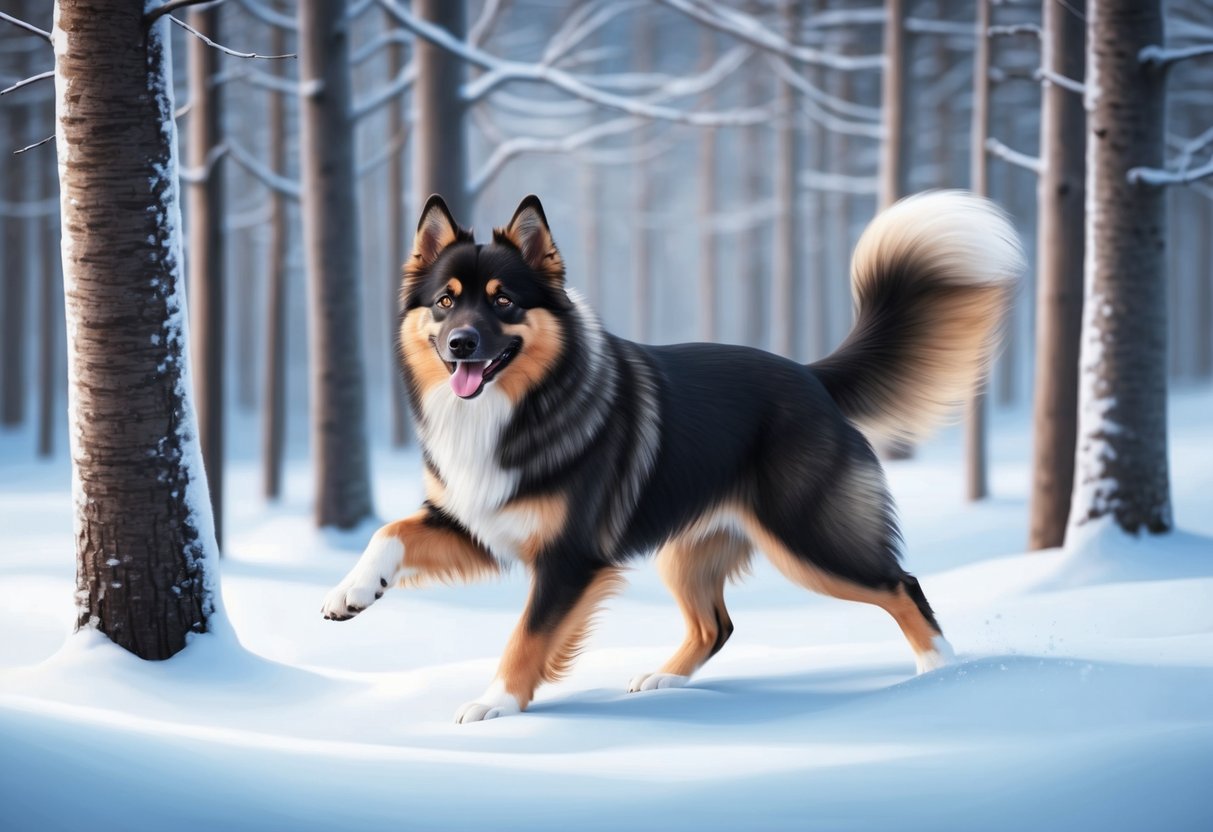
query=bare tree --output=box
[1028,0,1085,549]
[299,0,374,528]
[412,0,468,221]
[51,0,221,658]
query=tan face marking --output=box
[444,278,462,297]
[400,307,448,396]
[485,278,502,298]
[497,308,565,404]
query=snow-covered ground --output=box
[2,388,1211,831]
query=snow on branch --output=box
[1128,157,1213,187]
[0,69,53,97]
[1036,67,1085,95]
[169,15,297,60]
[227,141,301,200]
[357,128,409,179]
[351,61,416,120]
[378,0,772,128]
[654,0,883,71]
[905,19,974,37]
[236,0,297,31]
[799,169,879,195]
[347,0,377,23]
[1140,43,1213,69]
[145,0,223,26]
[770,58,882,124]
[1174,124,1213,171]
[985,137,1042,174]
[13,134,54,155]
[988,23,1041,38]
[0,11,51,43]
[469,0,505,47]
[351,31,410,66]
[179,143,229,184]
[803,7,884,29]
[542,1,643,67]
[225,66,299,96]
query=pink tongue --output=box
[451,361,487,398]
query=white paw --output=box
[626,672,689,693]
[915,635,956,675]
[454,680,521,724]
[321,530,407,621]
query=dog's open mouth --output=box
[445,340,520,399]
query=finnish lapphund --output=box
[322,191,1023,723]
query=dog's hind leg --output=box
[627,530,751,692]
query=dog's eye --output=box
[494,294,513,309]
[436,295,453,309]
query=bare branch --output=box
[1128,157,1213,186]
[988,23,1041,37]
[1174,124,1213,171]
[1,70,53,97]
[236,0,297,30]
[803,7,884,29]
[542,1,644,67]
[351,31,410,65]
[468,0,505,47]
[347,0,376,22]
[351,61,416,120]
[1036,67,1085,95]
[985,137,1042,174]
[1140,43,1213,69]
[179,143,229,184]
[145,0,224,27]
[905,18,973,37]
[770,58,882,123]
[169,15,297,60]
[654,0,883,71]
[13,134,55,155]
[227,141,301,199]
[799,169,879,194]
[0,11,52,43]
[225,66,298,96]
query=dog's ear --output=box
[494,195,565,285]
[409,194,466,271]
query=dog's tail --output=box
[811,191,1023,445]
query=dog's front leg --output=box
[321,506,496,620]
[455,560,623,723]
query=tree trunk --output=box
[697,29,718,343]
[879,0,908,211]
[299,0,375,528]
[387,10,411,448]
[631,9,654,343]
[56,0,221,659]
[1195,194,1212,379]
[1069,0,1171,537]
[38,93,59,458]
[771,0,801,358]
[1028,0,1085,550]
[413,0,468,222]
[964,0,991,501]
[262,14,289,500]
[740,0,766,349]
[2,83,28,427]
[186,5,226,548]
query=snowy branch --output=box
[226,66,298,96]
[468,0,505,47]
[236,0,297,31]
[905,19,973,37]
[803,7,884,29]
[179,143,229,184]
[1036,67,1085,95]
[542,1,643,67]
[799,169,879,195]
[351,61,416,121]
[0,11,52,43]
[227,141,301,200]
[351,31,410,65]
[347,0,376,23]
[985,138,1042,174]
[13,134,54,155]
[0,70,53,97]
[1140,43,1213,69]
[1128,157,1213,187]
[654,0,883,71]
[169,15,297,60]
[145,0,223,26]
[1174,124,1213,172]
[988,23,1041,38]
[770,59,882,124]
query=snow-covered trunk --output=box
[965,0,991,501]
[262,18,289,501]
[1069,0,1171,537]
[54,0,224,659]
[697,28,718,343]
[1028,0,1086,550]
[771,0,800,358]
[186,5,226,548]
[386,8,410,449]
[298,0,374,529]
[412,0,468,222]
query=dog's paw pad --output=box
[626,672,689,693]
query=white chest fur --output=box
[418,385,530,561]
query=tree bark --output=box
[1028,0,1085,549]
[771,0,801,358]
[387,8,411,448]
[262,13,289,500]
[299,0,375,528]
[964,0,991,501]
[186,5,226,548]
[1069,0,1171,537]
[38,93,59,458]
[697,29,718,343]
[56,0,220,659]
[413,0,468,222]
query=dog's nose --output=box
[447,327,480,359]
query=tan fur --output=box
[655,530,751,677]
[501,492,568,564]
[400,307,448,396]
[379,511,498,588]
[496,568,624,708]
[497,309,565,404]
[494,205,565,285]
[445,278,462,297]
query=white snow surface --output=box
[2,388,1213,830]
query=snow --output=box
[2,387,1213,830]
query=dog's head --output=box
[399,194,573,403]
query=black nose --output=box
[447,327,479,359]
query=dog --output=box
[321,191,1022,723]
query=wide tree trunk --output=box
[298,0,374,528]
[413,0,468,222]
[964,0,991,501]
[186,5,226,548]
[55,0,221,659]
[1069,0,1171,537]
[697,29,718,343]
[1028,0,1086,549]
[386,9,411,448]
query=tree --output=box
[298,0,374,529]
[770,0,801,357]
[412,0,468,222]
[965,0,991,501]
[385,3,411,448]
[1069,0,1171,536]
[1028,0,1086,549]
[53,0,221,658]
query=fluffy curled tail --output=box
[811,190,1023,445]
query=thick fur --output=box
[322,191,1022,721]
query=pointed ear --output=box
[494,195,564,284]
[410,194,464,271]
